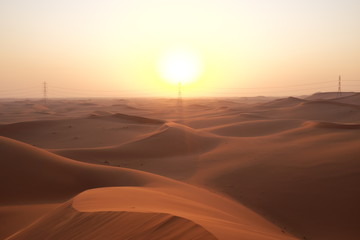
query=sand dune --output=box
[1,95,360,240]
[262,99,360,122]
[306,92,356,100]
[312,121,360,129]
[332,92,360,105]
[185,112,268,129]
[205,119,302,137]
[0,136,169,204]
[31,104,51,113]
[0,204,59,240]
[51,122,221,180]
[0,116,161,148]
[191,122,360,240]
[7,187,296,240]
[8,204,217,240]
[0,136,296,240]
[53,122,220,161]
[0,99,152,124]
[259,97,306,108]
[89,112,165,124]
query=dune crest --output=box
[0,136,167,204]
[7,187,297,240]
[313,121,360,129]
[54,122,220,161]
[205,119,302,137]
[333,92,360,105]
[306,92,356,100]
[7,203,217,240]
[260,97,306,108]
[90,112,165,124]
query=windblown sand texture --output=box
[1,93,359,240]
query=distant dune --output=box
[261,99,360,122]
[259,97,306,108]
[306,91,356,100]
[332,92,360,105]
[53,122,220,161]
[205,119,302,137]
[89,112,165,124]
[0,136,165,204]
[0,116,162,149]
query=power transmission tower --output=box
[43,81,47,105]
[337,75,342,97]
[177,81,183,108]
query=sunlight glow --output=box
[2,1,360,97]
[158,47,203,85]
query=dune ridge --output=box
[52,122,220,161]
[306,92,356,100]
[259,97,306,108]
[204,119,302,137]
[0,136,166,204]
[332,92,360,105]
[7,203,217,240]
[89,112,165,124]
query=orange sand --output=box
[1,93,360,239]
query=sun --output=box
[158,47,203,85]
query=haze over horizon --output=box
[1,0,360,98]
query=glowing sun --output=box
[158,47,203,85]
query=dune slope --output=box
[0,115,162,149]
[0,136,167,204]
[7,204,217,240]
[7,187,297,240]
[0,136,297,240]
[192,122,360,240]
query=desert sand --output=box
[1,93,360,240]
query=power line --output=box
[216,80,336,90]
[189,86,338,95]
[0,78,359,98]
[51,86,122,93]
[0,87,38,93]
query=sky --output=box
[1,0,360,98]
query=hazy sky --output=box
[1,0,360,97]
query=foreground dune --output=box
[0,136,295,240]
[7,187,297,240]
[0,136,166,204]
[0,204,59,240]
[192,121,360,240]
[8,203,217,240]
